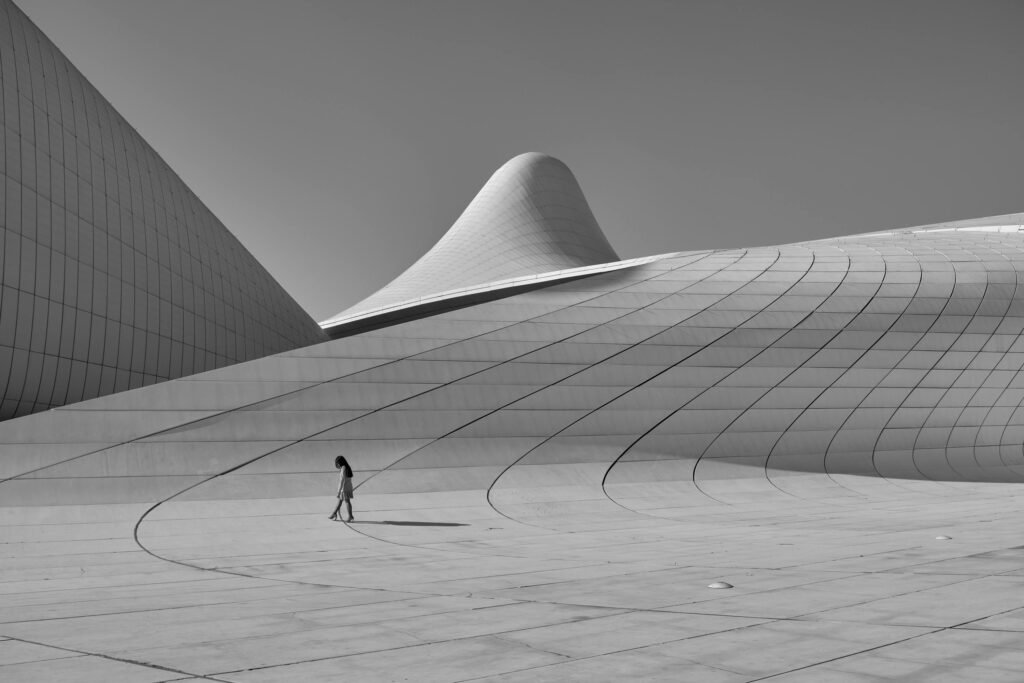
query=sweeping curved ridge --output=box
[331,153,620,320]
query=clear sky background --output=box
[16,0,1024,322]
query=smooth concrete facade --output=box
[8,215,1024,504]
[0,1,326,420]
[5,212,1024,679]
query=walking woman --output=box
[329,455,355,522]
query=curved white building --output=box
[4,1,1024,677]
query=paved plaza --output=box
[5,478,1024,680]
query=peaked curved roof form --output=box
[324,153,620,324]
[0,1,326,419]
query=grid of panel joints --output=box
[607,233,1024,497]
[3,256,707,505]
[13,231,1024,506]
[673,244,911,497]
[319,233,1024,498]
[0,2,322,418]
[476,246,831,503]
[165,255,708,452]
[57,231,1024,502]
[867,236,1024,483]
[326,250,785,493]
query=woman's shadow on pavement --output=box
[352,520,469,527]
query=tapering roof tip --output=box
[503,151,569,167]
[325,151,621,323]
[495,152,576,179]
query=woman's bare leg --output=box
[344,499,353,522]
[329,499,343,520]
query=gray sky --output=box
[17,0,1024,321]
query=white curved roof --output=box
[323,153,620,324]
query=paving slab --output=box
[499,610,765,659]
[221,634,571,682]
[0,638,81,666]
[812,575,1024,627]
[0,652,188,683]
[767,628,1024,681]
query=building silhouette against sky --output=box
[4,1,1024,679]
[0,0,324,419]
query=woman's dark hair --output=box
[334,455,352,477]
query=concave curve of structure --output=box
[320,152,621,330]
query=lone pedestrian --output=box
[329,455,355,522]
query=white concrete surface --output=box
[7,217,1024,679]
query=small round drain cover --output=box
[707,581,733,589]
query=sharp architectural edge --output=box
[0,1,327,421]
